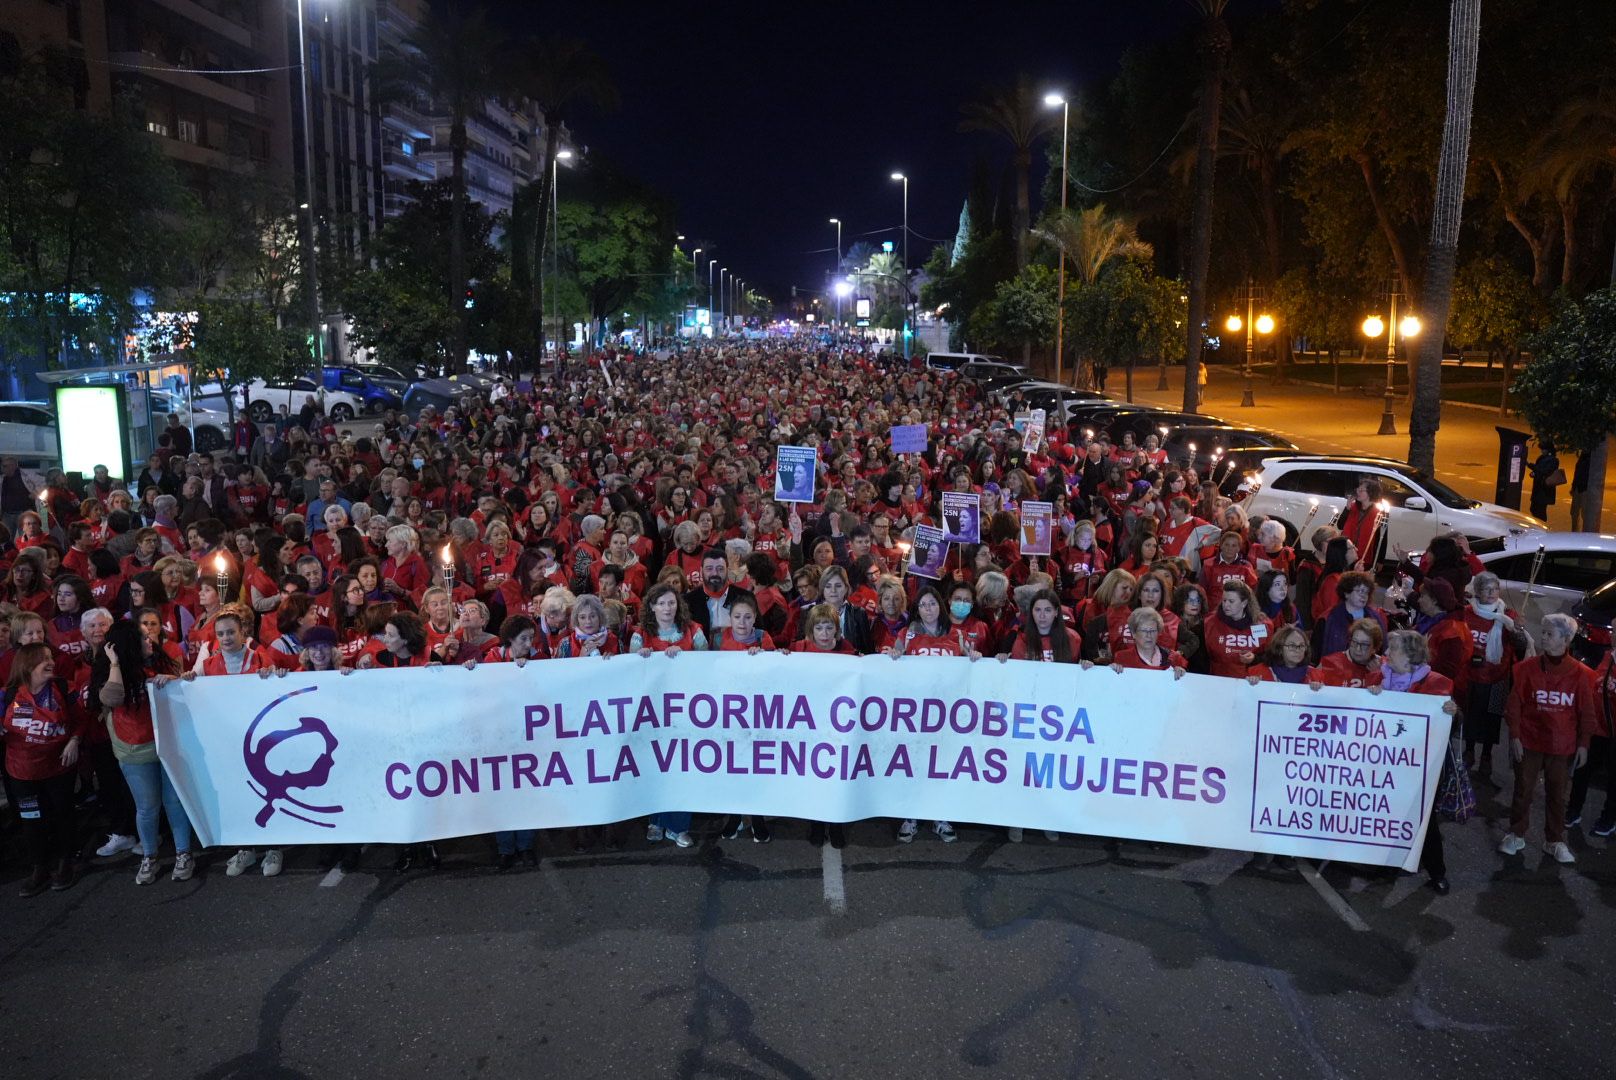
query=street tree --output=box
[1068,257,1185,402]
[1514,289,1616,528]
[1408,0,1482,475]
[508,37,617,362]
[959,76,1056,272]
[1180,0,1232,413]
[0,58,189,374]
[376,6,506,372]
[336,181,502,372]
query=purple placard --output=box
[890,423,928,454]
[908,524,948,580]
[941,491,980,544]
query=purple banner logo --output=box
[243,685,344,828]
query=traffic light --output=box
[464,286,475,309]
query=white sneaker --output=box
[646,823,664,843]
[672,831,694,848]
[934,821,957,843]
[261,849,284,877]
[225,849,258,876]
[1044,831,1061,842]
[1498,833,1526,855]
[1007,827,1024,843]
[96,833,137,857]
[1544,841,1575,864]
[134,856,159,886]
[897,819,918,843]
[171,852,195,882]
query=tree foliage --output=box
[1067,258,1186,370]
[333,180,503,370]
[0,59,189,371]
[1447,255,1546,356]
[1513,289,1616,454]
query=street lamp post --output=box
[719,268,728,327]
[829,218,842,328]
[1227,280,1273,407]
[891,172,909,360]
[708,259,717,324]
[1365,288,1420,435]
[294,0,322,362]
[1045,93,1070,386]
[547,149,573,356]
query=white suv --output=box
[1245,455,1542,558]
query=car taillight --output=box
[1583,624,1613,647]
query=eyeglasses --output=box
[1349,637,1375,648]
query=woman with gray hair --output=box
[1460,570,1529,782]
[1371,628,1459,892]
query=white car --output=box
[148,389,231,454]
[0,401,59,467]
[233,377,366,424]
[1244,455,1542,558]
[1468,530,1616,641]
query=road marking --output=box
[318,867,345,888]
[1298,860,1370,932]
[821,843,847,914]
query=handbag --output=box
[1434,744,1477,823]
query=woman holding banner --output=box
[1372,629,1459,893]
[888,587,966,845]
[631,584,707,850]
[1201,580,1269,679]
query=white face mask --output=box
[1076,532,1092,551]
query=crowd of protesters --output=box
[1,338,1609,899]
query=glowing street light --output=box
[1362,315,1385,338]
[1046,91,1071,385]
[1226,314,1243,333]
[1400,315,1422,339]
[1233,280,1274,407]
[1255,314,1275,335]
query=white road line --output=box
[821,843,847,914]
[1298,860,1370,932]
[318,867,345,888]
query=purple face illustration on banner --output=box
[243,685,343,828]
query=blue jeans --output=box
[494,829,535,855]
[651,812,691,834]
[120,759,192,855]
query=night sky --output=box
[484,1,1200,303]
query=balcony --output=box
[382,147,434,182]
[380,99,434,140]
[148,0,256,51]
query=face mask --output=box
[412,457,425,470]
[949,600,973,620]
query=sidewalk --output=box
[1091,365,1598,531]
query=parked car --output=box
[1570,577,1616,664]
[958,360,1029,382]
[1244,454,1542,558]
[402,378,474,417]
[353,361,415,395]
[1162,423,1297,471]
[1468,531,1616,647]
[321,366,404,415]
[236,371,383,424]
[0,401,59,467]
[148,389,231,453]
[926,351,1010,373]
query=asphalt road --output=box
[1100,366,1609,532]
[3,778,1612,1080]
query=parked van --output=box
[924,352,1020,373]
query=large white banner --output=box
[153,655,1451,870]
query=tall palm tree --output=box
[1034,204,1153,286]
[1181,0,1233,413]
[379,7,505,372]
[510,37,616,359]
[1407,0,1481,475]
[960,76,1056,271]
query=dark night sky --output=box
[483,1,1201,303]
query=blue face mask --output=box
[950,600,973,620]
[412,457,425,470]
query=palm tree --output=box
[1407,0,1481,475]
[379,7,506,372]
[960,76,1056,271]
[1034,205,1153,286]
[1180,0,1233,413]
[510,37,616,360]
